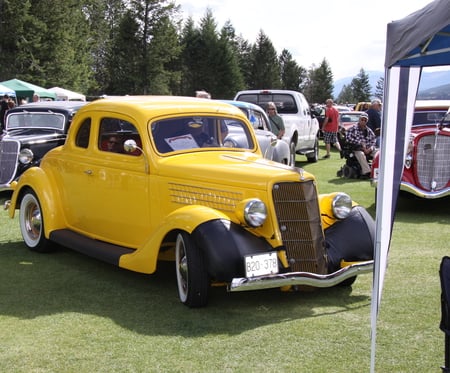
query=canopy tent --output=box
[0,78,56,101]
[48,86,86,101]
[371,0,450,371]
[0,83,15,97]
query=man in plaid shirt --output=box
[345,112,376,178]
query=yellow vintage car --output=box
[5,96,374,307]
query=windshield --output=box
[6,112,66,130]
[151,116,254,154]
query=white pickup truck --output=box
[234,89,320,163]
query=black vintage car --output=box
[0,101,87,191]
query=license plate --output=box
[245,252,279,277]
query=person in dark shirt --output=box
[366,99,382,147]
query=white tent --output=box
[371,0,450,371]
[48,86,86,101]
[0,83,16,97]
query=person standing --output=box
[266,102,285,139]
[366,99,382,147]
[321,99,341,159]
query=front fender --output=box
[192,219,274,282]
[8,167,65,235]
[119,205,233,274]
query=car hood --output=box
[157,151,312,188]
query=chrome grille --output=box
[416,133,450,191]
[272,181,327,274]
[0,140,20,185]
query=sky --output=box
[176,0,437,81]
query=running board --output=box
[50,229,135,266]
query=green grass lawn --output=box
[0,146,449,372]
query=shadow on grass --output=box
[0,241,370,337]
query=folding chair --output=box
[439,256,450,372]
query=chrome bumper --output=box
[229,260,373,292]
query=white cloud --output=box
[177,0,435,80]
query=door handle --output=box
[84,169,93,175]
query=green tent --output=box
[0,78,57,101]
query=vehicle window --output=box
[98,117,142,155]
[151,116,253,154]
[236,93,298,114]
[413,111,446,126]
[75,118,91,148]
[6,112,66,130]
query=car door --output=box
[59,114,151,248]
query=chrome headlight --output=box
[404,153,413,169]
[18,148,34,164]
[332,193,352,219]
[236,199,267,227]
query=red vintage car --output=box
[371,100,450,199]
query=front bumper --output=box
[229,260,373,292]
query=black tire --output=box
[306,137,319,163]
[338,276,357,287]
[19,189,53,252]
[288,141,296,166]
[342,164,354,178]
[175,231,209,307]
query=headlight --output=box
[332,193,352,219]
[18,148,34,164]
[236,199,267,227]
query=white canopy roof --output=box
[48,86,86,101]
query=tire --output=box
[306,137,319,163]
[338,276,357,287]
[342,164,354,178]
[288,141,296,166]
[19,189,53,252]
[175,231,209,308]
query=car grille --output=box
[416,133,450,191]
[272,181,327,274]
[0,140,20,185]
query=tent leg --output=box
[442,335,450,372]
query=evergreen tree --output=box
[351,68,372,102]
[375,76,384,101]
[249,30,281,89]
[305,59,333,104]
[336,84,356,104]
[279,49,306,91]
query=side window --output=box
[75,118,91,148]
[98,117,142,156]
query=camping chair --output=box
[439,256,450,372]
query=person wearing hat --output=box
[345,112,377,178]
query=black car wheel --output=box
[19,189,53,252]
[306,137,319,163]
[175,231,209,307]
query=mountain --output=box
[333,69,450,100]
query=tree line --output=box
[0,0,381,104]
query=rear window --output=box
[236,93,298,114]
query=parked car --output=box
[220,100,293,165]
[234,90,320,163]
[339,111,366,132]
[371,100,450,198]
[0,101,87,191]
[5,96,375,308]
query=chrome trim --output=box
[400,181,450,199]
[229,261,373,292]
[3,200,11,211]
